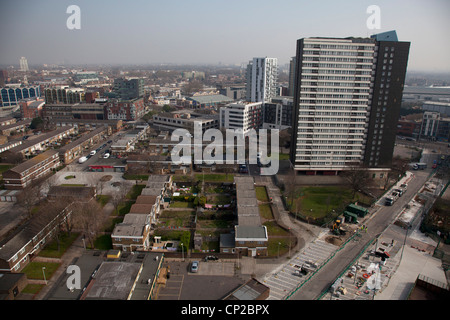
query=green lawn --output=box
[259,204,274,220]
[38,232,80,258]
[195,174,234,182]
[287,186,366,219]
[256,186,269,202]
[0,164,13,174]
[22,261,61,280]
[170,201,194,208]
[267,238,293,257]
[126,184,146,200]
[93,234,112,250]
[158,210,195,228]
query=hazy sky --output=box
[1,0,449,71]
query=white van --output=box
[78,156,88,164]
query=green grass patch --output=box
[38,232,80,258]
[267,238,292,257]
[22,283,44,294]
[172,175,193,182]
[264,221,289,236]
[0,164,13,174]
[22,262,61,280]
[123,174,149,180]
[64,175,76,180]
[117,200,135,216]
[170,201,194,208]
[196,219,233,229]
[206,194,232,205]
[93,234,112,250]
[195,174,234,182]
[158,210,195,228]
[259,204,274,220]
[287,186,362,219]
[97,195,111,207]
[126,184,146,200]
[256,186,269,202]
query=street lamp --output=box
[181,242,184,262]
[42,267,47,285]
[278,242,281,259]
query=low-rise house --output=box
[0,119,32,136]
[47,186,96,203]
[111,214,151,252]
[2,149,60,189]
[79,252,163,300]
[0,203,73,272]
[0,272,28,300]
[0,126,76,158]
[233,176,268,257]
[58,127,107,164]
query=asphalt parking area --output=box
[156,260,244,300]
[157,274,184,300]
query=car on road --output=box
[90,150,96,156]
[78,156,88,164]
[385,196,394,206]
[103,153,110,159]
[190,261,199,273]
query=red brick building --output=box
[106,98,145,121]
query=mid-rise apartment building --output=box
[220,102,263,134]
[112,78,144,101]
[262,97,293,130]
[44,87,85,104]
[0,86,41,108]
[153,109,219,133]
[246,57,278,103]
[106,98,145,121]
[290,31,410,174]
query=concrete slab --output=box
[376,246,446,300]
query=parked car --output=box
[204,255,219,262]
[190,261,199,273]
[90,150,96,156]
[78,156,88,164]
[103,153,110,159]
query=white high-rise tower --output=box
[19,57,29,72]
[246,57,278,103]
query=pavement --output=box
[375,226,446,300]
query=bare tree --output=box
[16,184,41,218]
[341,164,372,198]
[284,167,297,211]
[72,200,106,249]
[111,182,130,215]
[39,199,73,251]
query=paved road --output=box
[289,169,431,300]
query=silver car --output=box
[190,261,199,273]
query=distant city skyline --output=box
[1,0,449,72]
